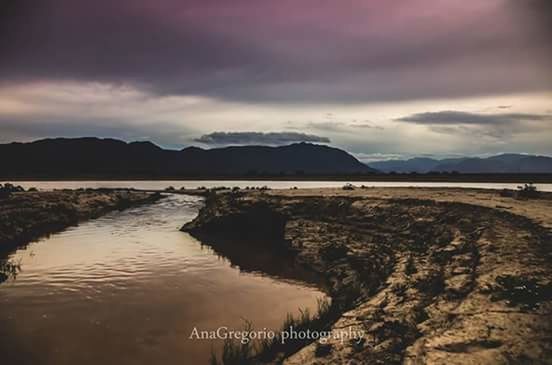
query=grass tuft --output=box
[209,298,338,365]
[0,259,21,283]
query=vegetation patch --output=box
[210,299,337,365]
[491,275,552,310]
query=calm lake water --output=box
[0,194,325,365]
[5,180,552,191]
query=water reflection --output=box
[197,235,325,290]
[0,194,325,365]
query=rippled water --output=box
[0,195,325,365]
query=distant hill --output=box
[368,154,552,173]
[368,157,457,173]
[0,138,374,177]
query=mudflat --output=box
[183,187,552,364]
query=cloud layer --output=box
[395,109,552,146]
[194,132,330,146]
[396,111,550,125]
[0,1,551,158]
[1,0,551,102]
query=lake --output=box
[4,180,552,191]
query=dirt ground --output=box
[268,187,552,229]
[184,187,552,364]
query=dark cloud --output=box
[395,111,550,125]
[395,110,552,145]
[0,0,550,102]
[193,132,330,145]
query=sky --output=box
[1,0,551,162]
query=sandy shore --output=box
[183,187,552,364]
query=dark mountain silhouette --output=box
[368,157,460,173]
[434,154,552,173]
[0,137,374,177]
[368,154,552,173]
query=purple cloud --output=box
[1,0,550,102]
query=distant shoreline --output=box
[2,173,552,183]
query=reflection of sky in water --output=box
[0,194,325,365]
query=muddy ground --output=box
[183,187,552,364]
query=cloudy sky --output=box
[1,0,551,162]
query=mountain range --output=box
[1,138,550,177]
[0,138,373,178]
[367,154,552,173]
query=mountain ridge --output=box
[368,153,552,173]
[0,137,374,177]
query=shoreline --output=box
[2,174,552,183]
[0,189,162,261]
[182,187,552,364]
